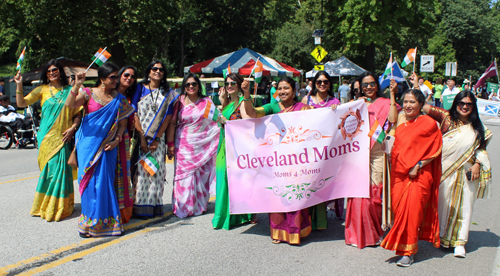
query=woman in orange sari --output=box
[381,86,442,267]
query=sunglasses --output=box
[108,75,119,81]
[361,82,377,88]
[458,101,473,108]
[123,73,136,79]
[47,68,59,74]
[151,67,165,72]
[316,80,330,85]
[225,81,237,87]
[184,82,198,88]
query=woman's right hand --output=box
[409,72,419,89]
[140,138,149,153]
[167,146,175,160]
[390,79,398,95]
[14,72,22,84]
[219,87,227,103]
[75,72,86,86]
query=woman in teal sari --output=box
[66,63,134,237]
[15,59,82,222]
[212,73,254,229]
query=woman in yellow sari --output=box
[15,59,82,222]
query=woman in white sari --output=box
[422,88,492,258]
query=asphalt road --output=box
[1,116,500,275]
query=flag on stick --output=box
[91,48,111,66]
[203,101,220,122]
[250,58,263,83]
[368,119,386,144]
[16,47,26,72]
[139,152,159,176]
[474,60,499,89]
[379,61,406,90]
[401,48,416,68]
[222,63,231,79]
[384,53,393,77]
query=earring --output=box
[102,84,105,88]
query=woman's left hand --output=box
[409,165,419,179]
[241,80,250,96]
[62,127,76,144]
[469,163,481,181]
[104,139,119,151]
[150,140,159,152]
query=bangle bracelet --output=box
[16,91,23,94]
[167,141,174,147]
[116,134,122,142]
[70,90,78,97]
[242,97,252,101]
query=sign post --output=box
[420,55,435,73]
[445,62,457,76]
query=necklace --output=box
[148,84,160,112]
[49,84,63,102]
[281,101,297,113]
[316,94,330,107]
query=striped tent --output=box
[184,48,301,77]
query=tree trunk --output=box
[101,0,127,67]
[364,42,376,72]
[177,27,185,77]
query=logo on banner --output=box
[259,126,331,146]
[265,176,333,202]
[338,108,364,140]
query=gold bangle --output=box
[16,91,23,94]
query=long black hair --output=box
[349,79,359,100]
[310,71,334,97]
[141,60,170,92]
[117,65,138,99]
[357,71,383,98]
[181,73,205,98]
[277,76,298,102]
[450,91,486,148]
[40,59,69,86]
[94,63,119,87]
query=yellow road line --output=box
[0,175,39,185]
[0,211,173,275]
[0,239,94,275]
[18,226,160,276]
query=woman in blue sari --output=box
[66,63,134,238]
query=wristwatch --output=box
[154,137,161,142]
[417,161,423,168]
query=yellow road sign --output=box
[314,64,324,71]
[311,46,328,63]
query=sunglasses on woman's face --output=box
[47,68,59,74]
[316,80,330,85]
[151,67,164,72]
[361,82,377,88]
[184,82,198,88]
[225,81,237,87]
[123,73,136,79]
[458,101,473,108]
[108,75,119,82]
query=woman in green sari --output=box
[15,59,82,222]
[212,73,254,230]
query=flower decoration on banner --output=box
[338,108,364,141]
[265,176,333,202]
[259,125,331,146]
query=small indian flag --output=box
[222,63,231,79]
[401,48,416,68]
[251,59,263,83]
[272,89,280,102]
[203,101,220,122]
[139,152,159,176]
[384,53,393,76]
[16,47,26,71]
[423,80,433,90]
[368,119,386,144]
[91,48,111,67]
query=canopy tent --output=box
[306,56,367,78]
[184,48,301,77]
[18,57,98,83]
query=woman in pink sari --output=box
[247,77,313,244]
[344,72,400,248]
[167,73,220,218]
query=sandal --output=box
[79,233,92,239]
[271,239,281,244]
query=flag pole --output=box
[85,46,107,73]
[413,47,417,73]
[390,52,393,80]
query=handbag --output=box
[68,148,78,168]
